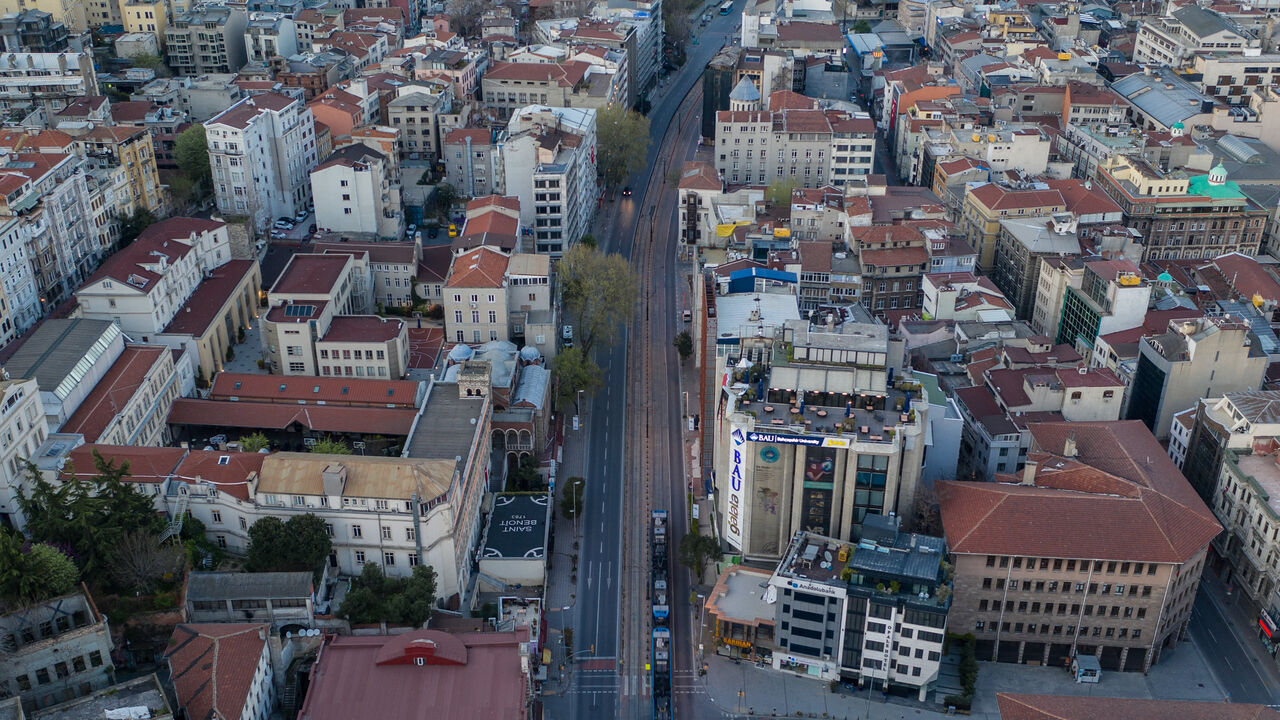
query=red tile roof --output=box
[444,128,492,145]
[768,90,816,110]
[298,629,529,720]
[61,444,186,485]
[61,346,168,441]
[211,373,419,407]
[168,624,269,720]
[162,260,257,337]
[967,183,1065,212]
[484,60,589,87]
[446,246,509,288]
[1044,179,1123,217]
[1213,251,1280,303]
[938,420,1221,563]
[996,693,1280,720]
[271,254,351,295]
[860,246,929,267]
[678,161,721,191]
[320,316,405,343]
[315,240,417,265]
[168,398,418,435]
[466,195,520,213]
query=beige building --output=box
[443,246,555,358]
[0,377,47,529]
[122,0,166,39]
[0,0,88,32]
[939,421,1221,672]
[156,258,262,382]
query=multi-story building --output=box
[165,5,249,77]
[206,93,317,231]
[500,105,597,255]
[961,181,1123,273]
[168,624,274,720]
[443,127,500,198]
[76,217,232,338]
[0,376,47,529]
[714,103,877,188]
[852,224,930,315]
[481,61,618,120]
[121,0,165,40]
[442,246,556,359]
[712,318,928,560]
[0,50,94,115]
[1096,155,1267,262]
[592,0,661,97]
[243,12,296,64]
[1055,259,1151,352]
[0,10,69,53]
[74,125,164,215]
[768,517,949,698]
[310,143,400,240]
[58,344,180,446]
[1214,437,1280,648]
[0,318,123,430]
[991,215,1082,320]
[0,590,115,713]
[1127,316,1268,440]
[1134,5,1258,68]
[939,420,1221,672]
[1030,256,1084,341]
[314,240,418,309]
[1182,392,1280,505]
[386,81,453,162]
[3,0,87,33]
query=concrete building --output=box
[1134,5,1258,68]
[58,344,181,447]
[1182,392,1280,505]
[0,0,87,34]
[165,5,249,77]
[0,590,115,714]
[206,93,317,232]
[712,317,928,561]
[1127,316,1268,440]
[768,518,949,699]
[121,0,165,41]
[714,101,877,188]
[0,318,122,430]
[939,421,1221,672]
[0,10,70,53]
[244,12,296,64]
[0,376,47,529]
[961,181,1122,273]
[1055,259,1151,353]
[442,127,500,198]
[167,624,274,720]
[0,51,94,115]
[315,240,418,309]
[310,143,400,240]
[443,246,555,359]
[73,124,164,216]
[386,82,454,162]
[481,60,620,120]
[500,105,597,255]
[185,572,314,625]
[991,215,1082,321]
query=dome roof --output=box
[1171,122,1185,129]
[519,345,542,362]
[1157,272,1174,283]
[729,76,760,102]
[447,344,474,362]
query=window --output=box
[381,526,392,540]
[352,525,363,538]
[36,668,50,685]
[406,527,416,541]
[89,651,103,667]
[409,553,419,566]
[211,510,222,523]
[383,551,395,566]
[354,550,366,564]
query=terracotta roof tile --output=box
[168,398,417,435]
[60,346,168,442]
[446,247,509,288]
[168,624,269,720]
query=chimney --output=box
[1063,433,1077,458]
[258,627,266,641]
[1021,460,1038,486]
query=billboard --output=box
[800,446,837,536]
[725,424,747,550]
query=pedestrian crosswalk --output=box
[568,670,709,698]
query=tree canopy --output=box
[679,533,722,579]
[16,453,165,584]
[339,563,437,627]
[119,206,157,246]
[674,331,693,362]
[559,243,638,355]
[174,125,211,192]
[596,105,651,190]
[238,432,269,453]
[310,436,351,454]
[550,346,603,412]
[245,514,332,575]
[0,532,79,605]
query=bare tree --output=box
[913,483,943,537]
[109,531,185,594]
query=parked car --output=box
[682,310,692,322]
[562,324,574,347]
[273,219,293,230]
[295,210,308,222]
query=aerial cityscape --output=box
[2,0,1280,717]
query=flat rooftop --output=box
[776,533,848,586]
[404,384,485,463]
[33,675,172,720]
[483,494,549,560]
[1233,451,1280,518]
[706,565,775,627]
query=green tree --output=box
[596,105,651,190]
[559,476,586,519]
[0,533,80,604]
[507,455,543,491]
[16,454,164,585]
[174,125,211,191]
[339,563,437,627]
[765,179,798,209]
[119,206,157,246]
[579,233,597,249]
[674,330,693,362]
[678,533,722,579]
[245,514,332,575]
[559,243,638,355]
[433,183,458,221]
[310,436,352,454]
[551,346,603,412]
[238,432,269,453]
[852,19,872,33]
[127,52,164,71]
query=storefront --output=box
[1259,609,1278,658]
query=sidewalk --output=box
[1201,566,1280,688]
[542,414,586,698]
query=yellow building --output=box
[79,126,164,215]
[961,182,1066,272]
[122,0,166,40]
[0,0,89,32]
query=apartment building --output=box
[0,50,95,114]
[386,81,453,161]
[168,624,274,720]
[206,93,318,231]
[314,240,418,309]
[443,127,500,198]
[1055,259,1151,352]
[481,61,618,120]
[0,10,70,52]
[961,181,1123,273]
[310,143,400,239]
[851,224,930,314]
[122,0,165,40]
[1096,155,1267,261]
[768,518,949,699]
[443,246,556,359]
[74,125,163,214]
[939,421,1221,672]
[714,105,876,188]
[4,0,87,33]
[1182,392,1280,505]
[58,344,180,447]
[500,105,597,255]
[165,5,248,76]
[990,214,1082,321]
[0,591,115,714]
[76,217,232,338]
[1213,433,1280,645]
[0,376,47,529]
[244,12,296,64]
[713,318,928,560]
[1134,5,1257,68]
[1127,316,1268,440]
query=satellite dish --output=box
[286,631,293,639]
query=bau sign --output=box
[726,427,746,549]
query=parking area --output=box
[267,208,317,243]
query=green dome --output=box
[1172,122,1185,129]
[1157,272,1173,283]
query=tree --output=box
[433,183,458,222]
[310,436,352,454]
[508,455,543,491]
[596,105,651,190]
[765,179,798,209]
[339,563,437,627]
[674,331,693,362]
[678,533,722,579]
[127,52,168,75]
[109,530,185,594]
[16,454,164,585]
[245,514,332,574]
[559,243,638,355]
[238,432,270,453]
[852,19,872,34]
[551,346,603,412]
[579,233,597,249]
[0,532,79,604]
[174,125,211,191]
[119,207,157,246]
[559,477,586,519]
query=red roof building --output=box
[298,628,530,720]
[210,373,421,408]
[60,345,177,446]
[168,624,273,720]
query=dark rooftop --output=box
[482,494,549,560]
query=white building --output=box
[310,143,400,240]
[500,105,598,256]
[168,624,275,720]
[1169,407,1195,470]
[0,51,97,114]
[206,93,318,232]
[244,12,297,64]
[0,377,48,530]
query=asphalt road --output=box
[1188,587,1278,705]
